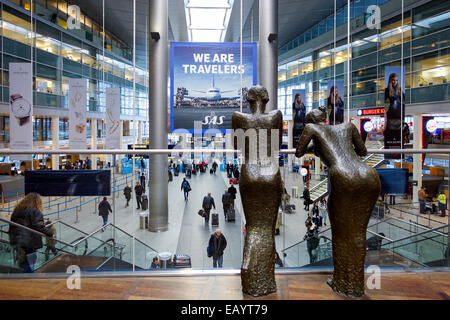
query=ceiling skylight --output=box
[185,0,234,42]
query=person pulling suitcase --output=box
[202,192,216,224]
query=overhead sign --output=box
[357,107,385,116]
[69,78,87,149]
[9,63,33,160]
[170,42,257,132]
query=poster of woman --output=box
[384,67,406,159]
[327,81,344,125]
[292,89,306,147]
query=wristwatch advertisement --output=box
[10,93,31,126]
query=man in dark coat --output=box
[222,189,233,218]
[233,167,240,180]
[208,229,227,268]
[202,192,216,224]
[123,185,132,207]
[98,197,112,228]
[227,184,237,201]
[135,182,144,209]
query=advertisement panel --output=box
[69,78,87,149]
[291,89,306,146]
[9,63,33,160]
[384,66,405,159]
[105,87,121,149]
[170,42,257,132]
[326,80,345,125]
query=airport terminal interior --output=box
[0,0,449,300]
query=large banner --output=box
[9,63,33,160]
[105,87,121,149]
[69,78,87,149]
[327,80,345,125]
[170,42,257,132]
[384,66,405,159]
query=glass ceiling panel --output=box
[185,0,234,42]
[189,8,226,29]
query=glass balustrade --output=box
[0,149,447,276]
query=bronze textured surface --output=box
[232,86,283,297]
[295,106,381,297]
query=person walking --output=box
[44,219,57,260]
[437,191,447,217]
[202,192,216,224]
[123,185,132,207]
[228,184,237,204]
[208,229,227,268]
[135,182,144,209]
[212,161,218,174]
[303,186,312,211]
[140,171,146,193]
[233,166,240,180]
[418,186,428,214]
[168,169,173,182]
[304,220,319,264]
[319,196,328,226]
[98,197,112,229]
[222,189,233,218]
[9,192,54,273]
[181,178,191,201]
[311,201,321,228]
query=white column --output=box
[51,116,59,170]
[91,118,98,170]
[413,114,423,202]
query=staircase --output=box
[309,146,386,203]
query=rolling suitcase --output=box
[211,213,219,226]
[141,195,148,210]
[174,170,179,176]
[226,207,235,222]
[229,178,238,185]
[172,254,192,268]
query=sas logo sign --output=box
[202,116,225,125]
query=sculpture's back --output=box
[232,85,283,297]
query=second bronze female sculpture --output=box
[232,85,283,297]
[295,106,381,297]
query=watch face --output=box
[11,98,31,118]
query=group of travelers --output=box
[418,186,447,217]
[226,163,240,180]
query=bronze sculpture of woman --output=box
[232,85,283,297]
[295,106,380,297]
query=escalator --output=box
[308,142,386,202]
[282,216,449,269]
[0,217,158,273]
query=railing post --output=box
[65,196,67,209]
[1,192,4,207]
[57,203,60,220]
[94,197,97,215]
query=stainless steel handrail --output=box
[71,223,112,247]
[366,229,394,242]
[0,217,73,247]
[1,148,449,155]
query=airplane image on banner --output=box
[184,75,241,102]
